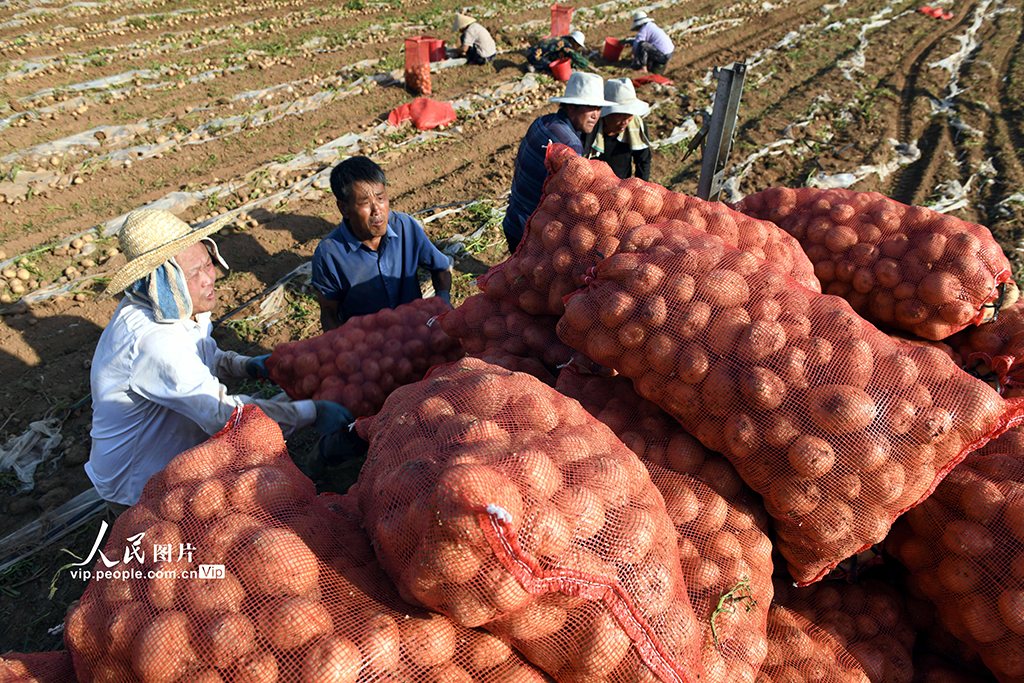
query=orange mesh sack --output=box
[354,357,705,683]
[734,187,1013,340]
[265,297,463,416]
[555,366,768,516]
[557,219,1024,585]
[0,652,77,683]
[437,292,576,372]
[912,654,997,683]
[63,406,551,683]
[948,301,1024,397]
[476,143,819,317]
[773,579,916,683]
[472,347,557,386]
[885,427,1024,683]
[759,605,870,683]
[644,464,773,683]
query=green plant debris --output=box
[710,576,757,649]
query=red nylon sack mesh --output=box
[773,579,916,683]
[643,463,773,683]
[265,297,463,417]
[948,301,1024,397]
[556,219,1024,585]
[0,652,76,683]
[386,98,457,130]
[733,187,1013,340]
[476,144,820,318]
[912,654,996,683]
[885,425,1024,683]
[62,405,551,683]
[471,347,557,386]
[354,357,705,683]
[437,292,577,372]
[554,367,769,526]
[758,605,870,683]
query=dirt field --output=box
[0,0,1022,654]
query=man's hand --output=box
[246,354,272,380]
[313,401,355,435]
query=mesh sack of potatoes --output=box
[354,357,706,683]
[555,366,768,518]
[757,605,870,683]
[643,463,773,683]
[64,406,549,683]
[948,301,1024,397]
[265,297,463,417]
[733,187,1016,341]
[885,425,1024,683]
[556,219,1024,585]
[476,144,819,318]
[0,652,77,683]
[436,291,576,376]
[773,578,916,683]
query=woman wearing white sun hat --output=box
[452,13,496,65]
[584,78,653,180]
[525,29,591,73]
[626,10,674,74]
[503,71,614,252]
[87,209,352,511]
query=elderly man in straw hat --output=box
[452,13,496,65]
[584,78,653,181]
[502,71,613,252]
[525,29,589,74]
[87,209,353,512]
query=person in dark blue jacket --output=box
[502,71,614,252]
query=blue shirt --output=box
[503,111,584,244]
[311,211,450,323]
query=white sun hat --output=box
[549,72,616,107]
[453,13,476,31]
[568,30,586,49]
[631,10,653,30]
[601,78,651,117]
[105,209,232,294]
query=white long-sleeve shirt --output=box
[86,299,317,505]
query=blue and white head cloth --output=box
[105,209,232,322]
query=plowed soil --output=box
[1,0,1022,654]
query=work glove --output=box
[246,354,271,380]
[436,290,452,307]
[313,401,355,435]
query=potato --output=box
[301,636,361,683]
[200,612,256,669]
[806,385,877,434]
[106,602,146,657]
[238,527,319,597]
[182,571,245,614]
[131,611,196,683]
[359,612,401,673]
[402,613,456,668]
[260,596,332,650]
[230,466,307,514]
[232,650,278,683]
[787,435,836,479]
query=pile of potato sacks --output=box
[14,146,1024,683]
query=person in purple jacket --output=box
[627,11,674,74]
[502,71,613,252]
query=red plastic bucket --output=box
[603,37,624,61]
[550,58,572,82]
[429,38,446,62]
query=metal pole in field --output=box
[697,62,746,202]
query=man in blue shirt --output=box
[502,71,613,252]
[312,156,452,331]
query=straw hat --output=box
[568,30,586,49]
[631,10,653,30]
[549,72,615,107]
[601,78,650,117]
[453,13,476,31]
[105,209,232,294]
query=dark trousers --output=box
[631,41,671,70]
[466,46,495,65]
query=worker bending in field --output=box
[87,210,352,513]
[453,13,496,65]
[584,78,653,181]
[311,155,452,332]
[503,71,614,252]
[525,30,590,73]
[626,11,674,74]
